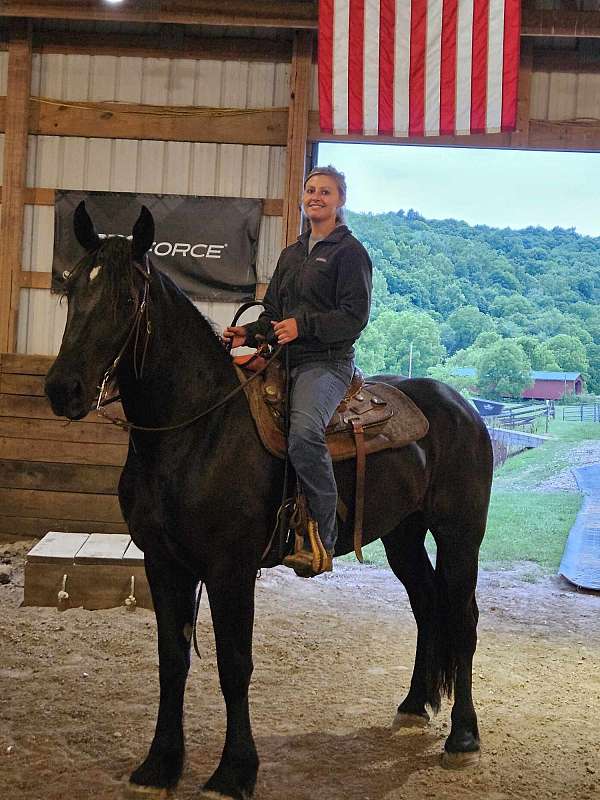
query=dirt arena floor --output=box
[1,543,599,800]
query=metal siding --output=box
[34,53,288,110]
[530,67,600,124]
[575,72,600,121]
[274,63,292,108]
[17,289,67,355]
[18,52,286,354]
[547,72,578,121]
[530,71,550,121]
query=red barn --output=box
[522,371,584,401]
[452,368,584,401]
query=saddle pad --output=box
[235,365,429,462]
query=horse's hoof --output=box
[391,711,430,731]
[441,749,481,770]
[199,792,251,800]
[123,783,172,799]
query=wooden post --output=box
[282,30,313,248]
[0,21,32,353]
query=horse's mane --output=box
[147,254,229,352]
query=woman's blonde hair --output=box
[303,165,347,223]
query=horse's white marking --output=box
[89,265,102,282]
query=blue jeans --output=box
[287,359,355,552]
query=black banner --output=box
[52,190,263,301]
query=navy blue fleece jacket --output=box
[244,225,372,366]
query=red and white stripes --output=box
[318,0,521,137]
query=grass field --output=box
[345,419,598,574]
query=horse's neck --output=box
[117,274,237,427]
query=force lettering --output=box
[152,241,227,259]
[97,233,227,259]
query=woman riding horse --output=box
[224,165,372,577]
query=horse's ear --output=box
[73,201,101,251]
[132,206,155,262]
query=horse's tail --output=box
[424,536,480,714]
[424,566,460,714]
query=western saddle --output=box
[234,358,429,563]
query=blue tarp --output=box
[559,465,600,591]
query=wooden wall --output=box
[0,353,127,541]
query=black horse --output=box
[45,204,493,799]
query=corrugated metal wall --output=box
[18,53,290,354]
[531,68,600,123]
[530,37,600,123]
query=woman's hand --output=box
[271,318,299,344]
[222,325,247,348]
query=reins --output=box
[94,257,283,433]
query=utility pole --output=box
[408,341,414,379]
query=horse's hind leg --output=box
[202,563,259,800]
[129,554,198,791]
[431,521,483,769]
[383,513,436,728]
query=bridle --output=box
[93,254,280,433]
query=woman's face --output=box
[302,174,342,226]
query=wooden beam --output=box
[27,98,288,146]
[0,22,32,354]
[32,31,293,63]
[283,31,313,247]
[522,10,600,39]
[527,119,600,152]
[310,110,600,153]
[0,1,319,29]
[2,190,279,214]
[0,187,54,205]
[18,272,52,289]
[533,49,600,74]
[308,111,513,148]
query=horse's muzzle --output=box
[45,372,90,421]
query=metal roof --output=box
[452,367,582,381]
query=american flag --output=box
[318,0,521,137]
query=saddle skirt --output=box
[234,360,429,462]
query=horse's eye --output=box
[89,265,102,282]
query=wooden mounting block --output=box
[24,531,152,611]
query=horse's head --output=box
[45,202,155,420]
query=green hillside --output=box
[348,209,600,395]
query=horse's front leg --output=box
[203,563,259,800]
[130,553,198,791]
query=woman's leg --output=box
[287,359,354,553]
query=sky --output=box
[318,142,600,238]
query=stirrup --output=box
[282,519,333,578]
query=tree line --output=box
[349,209,600,398]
